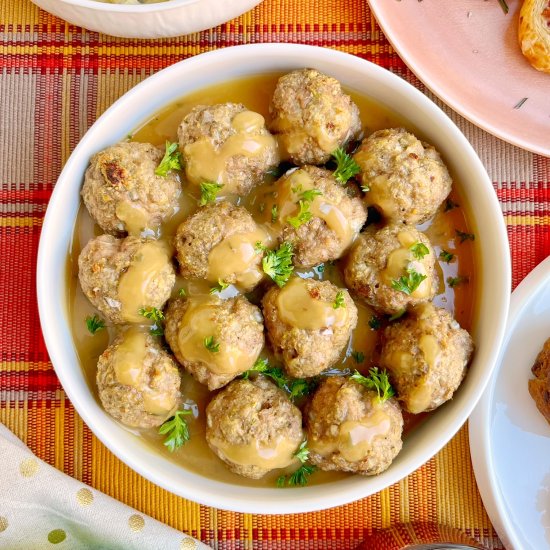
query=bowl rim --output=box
[46,0,202,12]
[36,43,511,514]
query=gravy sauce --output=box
[67,74,478,487]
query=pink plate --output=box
[369,0,550,157]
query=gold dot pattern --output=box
[0,517,7,532]
[76,488,94,507]
[19,457,39,478]
[47,529,66,544]
[128,514,145,532]
[180,538,197,549]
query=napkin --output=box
[0,423,210,550]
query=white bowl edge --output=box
[37,43,511,514]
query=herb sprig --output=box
[333,290,346,309]
[210,279,230,294]
[204,336,220,353]
[410,242,430,260]
[158,409,192,452]
[455,229,475,243]
[439,250,455,263]
[351,367,395,403]
[332,148,361,184]
[287,189,322,229]
[155,141,182,177]
[86,314,105,335]
[138,306,165,336]
[199,181,223,206]
[391,266,427,295]
[277,441,317,487]
[256,241,294,287]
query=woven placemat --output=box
[2,1,549,548]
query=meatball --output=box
[344,224,438,315]
[269,68,362,165]
[262,277,358,378]
[97,328,181,428]
[354,128,452,225]
[529,337,550,425]
[274,166,368,267]
[164,295,264,390]
[178,103,279,196]
[379,303,474,414]
[82,141,181,235]
[306,377,403,475]
[78,234,175,324]
[174,201,269,291]
[206,376,304,479]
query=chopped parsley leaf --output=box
[204,336,220,353]
[351,367,395,403]
[391,266,427,295]
[332,147,361,184]
[158,409,192,452]
[439,250,455,263]
[86,314,105,335]
[199,181,223,206]
[155,141,182,177]
[256,241,294,287]
[333,290,346,309]
[410,242,430,260]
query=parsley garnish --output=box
[209,278,229,294]
[332,147,361,184]
[86,314,105,335]
[138,307,165,336]
[287,378,315,400]
[391,266,427,295]
[316,263,325,273]
[351,351,365,364]
[410,242,430,260]
[351,367,395,403]
[199,181,223,206]
[256,241,294,288]
[444,198,459,212]
[388,309,406,322]
[447,275,469,288]
[333,290,345,309]
[158,409,192,452]
[455,229,475,243]
[178,288,187,297]
[276,441,317,487]
[204,336,220,353]
[368,315,381,330]
[155,141,182,177]
[286,188,322,228]
[242,357,287,388]
[271,205,278,223]
[439,250,455,263]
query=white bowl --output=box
[37,44,511,514]
[30,0,263,39]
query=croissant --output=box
[519,0,550,73]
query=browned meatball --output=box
[82,141,181,235]
[205,376,304,479]
[164,295,264,390]
[344,224,438,315]
[529,337,550,424]
[174,201,269,291]
[354,128,452,225]
[97,328,181,428]
[78,235,175,324]
[178,103,279,196]
[306,376,403,475]
[262,277,358,378]
[273,166,367,267]
[269,69,362,165]
[379,303,474,414]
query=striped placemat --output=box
[1,1,549,548]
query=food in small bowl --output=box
[29,0,263,39]
[37,44,511,513]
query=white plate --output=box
[470,255,550,550]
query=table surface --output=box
[1,1,549,549]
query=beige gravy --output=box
[67,73,478,487]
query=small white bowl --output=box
[30,0,263,39]
[37,44,511,514]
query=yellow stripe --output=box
[0,217,42,228]
[0,361,52,372]
[505,215,550,226]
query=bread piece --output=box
[519,0,550,73]
[528,337,550,424]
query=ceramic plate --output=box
[470,255,550,550]
[368,0,550,157]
